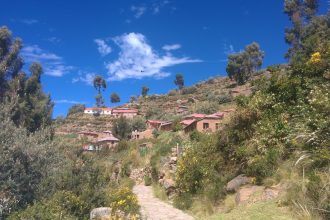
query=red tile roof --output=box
[206,112,225,119]
[180,119,196,126]
[185,113,206,119]
[85,107,112,111]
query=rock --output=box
[90,207,111,220]
[226,174,250,192]
[235,185,281,205]
[170,157,177,163]
[235,185,265,204]
[163,178,176,196]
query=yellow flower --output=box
[308,52,321,64]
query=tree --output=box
[93,75,106,107]
[67,104,85,116]
[93,75,106,94]
[9,62,53,132]
[130,116,146,132]
[112,116,132,139]
[95,94,105,108]
[0,26,23,100]
[141,86,149,97]
[284,0,319,58]
[226,42,264,85]
[174,73,184,90]
[129,96,137,103]
[110,92,120,103]
[0,104,58,217]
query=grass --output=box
[152,183,168,201]
[205,201,296,220]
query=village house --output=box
[180,112,225,133]
[84,108,112,115]
[95,130,120,149]
[112,108,138,119]
[146,120,173,131]
[79,130,120,151]
[131,129,154,140]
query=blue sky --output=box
[1,0,328,117]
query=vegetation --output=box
[67,104,85,116]
[226,42,264,85]
[173,4,330,219]
[141,86,149,97]
[174,73,184,89]
[110,92,121,103]
[93,75,106,107]
[1,1,329,219]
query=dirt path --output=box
[133,184,194,220]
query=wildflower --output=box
[308,52,321,64]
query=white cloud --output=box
[72,72,96,85]
[94,39,112,56]
[131,5,147,18]
[47,37,61,44]
[162,44,181,51]
[54,99,86,104]
[224,42,235,55]
[21,45,73,77]
[20,19,38,25]
[105,33,201,81]
[151,0,170,14]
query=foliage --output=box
[110,92,121,103]
[107,187,140,217]
[0,103,58,217]
[0,26,23,100]
[93,75,106,94]
[226,42,264,85]
[67,104,85,116]
[181,86,197,95]
[144,176,152,186]
[174,73,184,89]
[194,101,219,114]
[217,94,232,104]
[8,191,88,220]
[284,0,319,59]
[130,116,146,132]
[176,134,226,203]
[112,116,132,139]
[141,85,149,97]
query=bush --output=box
[108,187,140,217]
[194,101,219,114]
[67,104,85,116]
[218,94,232,104]
[144,176,152,186]
[130,116,146,132]
[181,86,197,95]
[173,193,193,210]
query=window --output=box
[203,123,209,129]
[216,123,220,130]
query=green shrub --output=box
[181,86,197,95]
[173,193,193,210]
[218,94,232,104]
[107,187,140,217]
[144,176,152,186]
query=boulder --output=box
[226,174,250,192]
[163,178,176,196]
[90,207,111,220]
[235,185,281,205]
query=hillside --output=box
[56,74,257,135]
